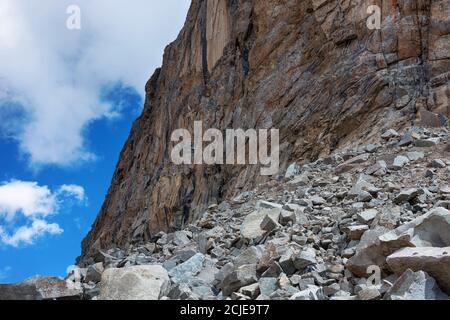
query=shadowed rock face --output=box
[78,0,449,264]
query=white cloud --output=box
[0,0,190,166]
[58,184,86,202]
[0,180,56,221]
[0,220,63,247]
[0,180,84,247]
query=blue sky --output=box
[0,1,190,282]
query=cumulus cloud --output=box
[0,180,84,247]
[0,180,56,221]
[0,0,190,166]
[0,220,63,247]
[58,184,86,202]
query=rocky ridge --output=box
[3,125,450,300]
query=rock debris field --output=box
[1,125,450,300]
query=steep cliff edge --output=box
[78,0,449,264]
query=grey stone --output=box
[99,265,170,300]
[260,214,281,232]
[381,129,399,139]
[425,169,435,178]
[407,151,425,161]
[435,200,450,210]
[357,191,372,202]
[189,280,215,299]
[234,247,263,268]
[357,209,378,224]
[398,132,414,147]
[365,144,379,153]
[239,283,260,299]
[415,138,439,147]
[258,278,278,296]
[366,161,387,176]
[85,262,104,284]
[393,188,420,204]
[283,203,302,212]
[293,248,317,270]
[278,273,291,289]
[169,253,205,284]
[289,285,324,300]
[342,248,356,258]
[220,264,258,296]
[162,258,178,271]
[173,231,191,246]
[329,290,355,300]
[296,277,316,290]
[240,208,281,240]
[84,285,101,300]
[173,243,199,262]
[335,154,370,173]
[94,250,120,268]
[168,283,193,300]
[279,210,296,226]
[386,247,450,294]
[197,233,214,254]
[292,235,308,245]
[218,201,231,211]
[278,251,296,275]
[357,287,381,300]
[285,163,301,179]
[384,269,449,300]
[258,201,283,210]
[391,156,410,170]
[0,276,83,300]
[296,210,310,226]
[231,292,251,300]
[323,283,341,296]
[214,262,234,283]
[261,262,283,278]
[343,225,369,240]
[311,196,326,206]
[347,208,450,277]
[432,159,446,168]
[348,180,376,199]
[288,173,310,186]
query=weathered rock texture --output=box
[13,125,450,301]
[79,0,449,263]
[0,276,83,300]
[99,265,170,300]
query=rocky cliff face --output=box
[78,0,449,264]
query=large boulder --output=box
[386,247,450,294]
[347,208,450,277]
[99,265,170,300]
[0,276,83,300]
[0,282,42,300]
[384,269,449,300]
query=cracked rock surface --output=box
[5,126,449,300]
